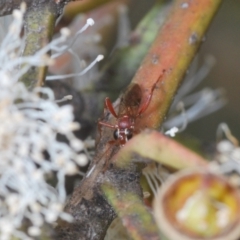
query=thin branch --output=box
[18,0,79,88]
[20,2,56,88]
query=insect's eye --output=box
[125,129,133,140]
[113,129,120,140]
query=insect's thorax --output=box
[117,115,135,130]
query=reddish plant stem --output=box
[129,0,222,130]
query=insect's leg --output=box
[97,120,114,141]
[105,97,118,118]
[98,121,116,129]
[98,98,117,140]
[97,120,116,146]
[137,70,165,116]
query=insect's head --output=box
[113,128,133,142]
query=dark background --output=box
[189,0,240,142]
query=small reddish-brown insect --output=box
[98,79,160,146]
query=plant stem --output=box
[20,3,56,88]
[130,0,222,130]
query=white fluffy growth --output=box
[0,5,88,240]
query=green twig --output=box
[20,3,56,88]
[97,1,168,96]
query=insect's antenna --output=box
[105,97,118,118]
[137,69,166,116]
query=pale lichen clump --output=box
[0,6,90,240]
